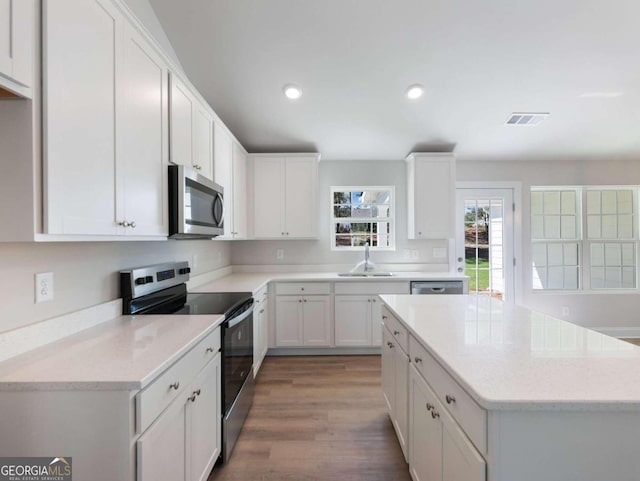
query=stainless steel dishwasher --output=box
[410,280,466,294]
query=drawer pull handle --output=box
[426,403,434,411]
[387,342,394,348]
[393,330,400,336]
[260,309,265,314]
[446,394,456,404]
[188,392,198,403]
[382,315,388,319]
[169,382,180,390]
[431,410,440,420]
[414,357,422,364]
[195,389,201,396]
[206,347,215,354]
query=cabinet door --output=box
[170,73,194,168]
[0,0,10,76]
[442,412,486,481]
[411,156,455,239]
[0,0,34,88]
[194,104,214,180]
[232,142,247,237]
[302,295,331,346]
[119,24,168,236]
[187,355,221,481]
[43,0,123,235]
[213,122,233,236]
[254,157,285,238]
[370,297,383,346]
[260,298,269,359]
[394,349,409,460]
[284,158,317,238]
[381,328,395,414]
[334,296,371,346]
[275,296,303,346]
[137,394,186,481]
[409,367,443,481]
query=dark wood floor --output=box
[621,338,640,347]
[209,356,411,481]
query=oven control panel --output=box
[120,261,191,301]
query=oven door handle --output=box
[226,305,254,328]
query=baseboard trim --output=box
[267,347,382,356]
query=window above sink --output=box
[331,186,395,251]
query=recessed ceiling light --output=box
[406,84,424,100]
[283,84,302,100]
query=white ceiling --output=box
[149,0,640,161]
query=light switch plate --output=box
[432,247,447,259]
[35,272,54,303]
[276,249,284,260]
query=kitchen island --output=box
[380,294,640,481]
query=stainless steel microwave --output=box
[168,165,224,239]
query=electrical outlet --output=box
[35,272,54,303]
[276,249,284,260]
[192,254,199,270]
[411,249,419,260]
[403,249,411,259]
[217,251,222,265]
[561,306,570,319]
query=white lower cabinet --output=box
[275,295,331,347]
[382,324,409,460]
[253,286,269,377]
[409,365,485,481]
[138,342,222,481]
[335,295,384,346]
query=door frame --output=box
[456,182,523,305]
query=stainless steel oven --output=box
[168,165,224,239]
[120,261,255,465]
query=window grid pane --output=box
[590,242,637,289]
[586,189,635,240]
[531,242,581,290]
[331,188,394,249]
[531,189,579,240]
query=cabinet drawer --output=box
[334,281,409,295]
[275,282,330,295]
[136,327,220,434]
[381,307,408,353]
[409,336,487,454]
[254,284,268,302]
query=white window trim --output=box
[330,185,396,251]
[531,185,640,293]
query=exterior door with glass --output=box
[456,188,515,302]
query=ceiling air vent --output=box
[505,112,549,126]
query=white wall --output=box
[232,160,448,267]
[0,240,230,334]
[458,157,640,331]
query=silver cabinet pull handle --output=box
[169,382,180,390]
[118,220,130,227]
[431,410,440,419]
[394,330,400,336]
[206,347,214,353]
[195,389,201,396]
[382,315,388,319]
[130,221,136,228]
[426,403,434,411]
[414,357,422,364]
[446,394,456,404]
[387,342,394,348]
[259,309,265,314]
[188,392,197,402]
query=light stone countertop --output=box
[193,271,466,294]
[0,313,224,391]
[380,294,640,411]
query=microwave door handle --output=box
[213,193,224,228]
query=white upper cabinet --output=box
[0,0,35,96]
[406,153,456,239]
[119,23,168,236]
[169,72,214,179]
[44,0,168,237]
[44,0,123,235]
[252,154,320,239]
[231,141,248,238]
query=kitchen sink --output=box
[337,272,394,277]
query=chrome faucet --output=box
[364,242,372,272]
